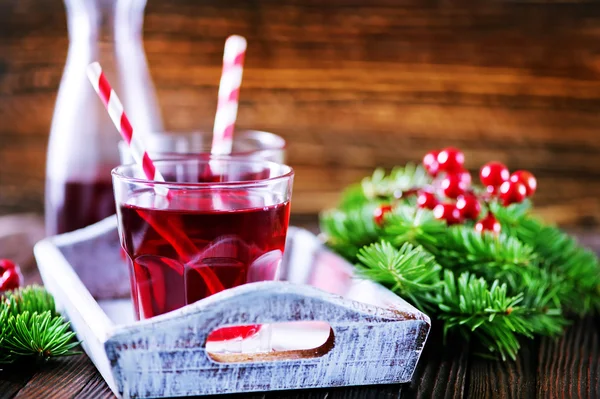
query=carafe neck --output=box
[64,0,146,43]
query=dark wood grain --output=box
[72,372,115,399]
[2,0,600,225]
[0,366,36,399]
[537,317,600,398]
[467,341,537,398]
[12,354,100,399]
[401,327,469,399]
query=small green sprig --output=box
[0,286,80,364]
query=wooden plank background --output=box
[1,0,600,225]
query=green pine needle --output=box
[0,286,81,364]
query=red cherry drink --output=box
[119,188,291,321]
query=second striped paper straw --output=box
[211,35,247,155]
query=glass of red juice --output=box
[112,156,294,321]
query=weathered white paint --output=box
[34,216,430,398]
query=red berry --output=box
[441,173,468,199]
[475,214,502,234]
[0,259,22,292]
[417,191,438,210]
[373,204,393,226]
[499,180,527,206]
[437,147,465,173]
[480,161,510,189]
[456,194,482,220]
[510,170,537,197]
[0,259,17,270]
[433,203,463,225]
[423,150,440,176]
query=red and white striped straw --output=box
[211,35,247,155]
[86,62,167,195]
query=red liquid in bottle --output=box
[45,179,116,235]
[119,189,291,321]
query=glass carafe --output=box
[45,0,163,236]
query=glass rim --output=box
[119,130,286,156]
[111,156,294,189]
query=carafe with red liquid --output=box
[45,0,162,236]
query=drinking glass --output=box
[112,156,294,321]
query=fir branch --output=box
[356,241,441,311]
[436,271,564,361]
[2,311,80,362]
[0,286,81,364]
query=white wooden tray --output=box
[34,216,430,398]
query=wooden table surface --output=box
[1,214,599,399]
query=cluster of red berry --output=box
[373,147,537,234]
[0,259,23,292]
